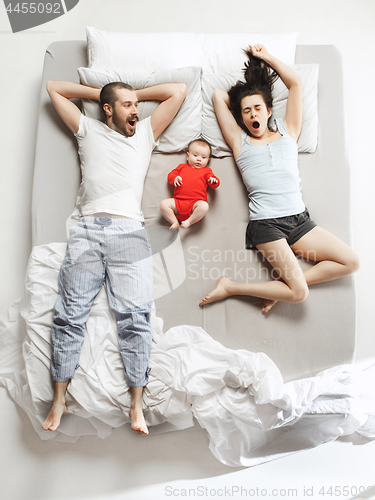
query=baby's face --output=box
[186,143,211,169]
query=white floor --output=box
[0,1,374,499]
[1,383,375,500]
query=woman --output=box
[200,45,359,313]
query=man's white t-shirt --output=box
[72,115,157,221]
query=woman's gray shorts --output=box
[246,208,316,249]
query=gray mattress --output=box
[32,41,355,382]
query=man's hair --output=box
[100,82,134,109]
[187,138,212,157]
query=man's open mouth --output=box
[128,116,138,127]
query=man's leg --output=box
[42,381,69,431]
[43,220,105,431]
[105,220,153,434]
[129,387,149,434]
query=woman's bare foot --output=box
[129,407,148,435]
[262,298,278,313]
[199,276,232,306]
[42,400,67,431]
[200,278,278,312]
[169,221,180,230]
[181,218,192,229]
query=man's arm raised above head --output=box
[46,81,101,135]
[135,83,187,141]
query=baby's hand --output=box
[174,176,183,187]
[208,177,218,184]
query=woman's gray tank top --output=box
[236,118,305,220]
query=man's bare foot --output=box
[42,401,67,431]
[262,298,278,313]
[169,221,180,230]
[199,276,232,306]
[181,218,192,229]
[129,408,149,435]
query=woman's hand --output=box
[247,44,271,62]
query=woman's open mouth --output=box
[252,121,260,130]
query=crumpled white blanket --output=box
[0,243,374,467]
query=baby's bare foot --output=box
[169,221,180,230]
[181,219,192,229]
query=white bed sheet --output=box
[0,243,373,467]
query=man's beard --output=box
[112,112,138,137]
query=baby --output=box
[160,139,220,230]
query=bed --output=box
[33,33,355,378]
[0,29,373,467]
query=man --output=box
[42,79,187,435]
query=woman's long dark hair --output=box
[228,49,279,132]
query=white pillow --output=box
[87,28,202,72]
[78,66,202,153]
[201,64,319,157]
[86,27,297,72]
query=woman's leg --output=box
[200,227,360,312]
[259,226,359,312]
[199,238,309,310]
[291,226,360,285]
[160,198,180,230]
[181,200,209,228]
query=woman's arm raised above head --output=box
[212,88,242,159]
[248,45,302,142]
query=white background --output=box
[0,1,374,499]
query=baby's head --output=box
[186,139,212,169]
